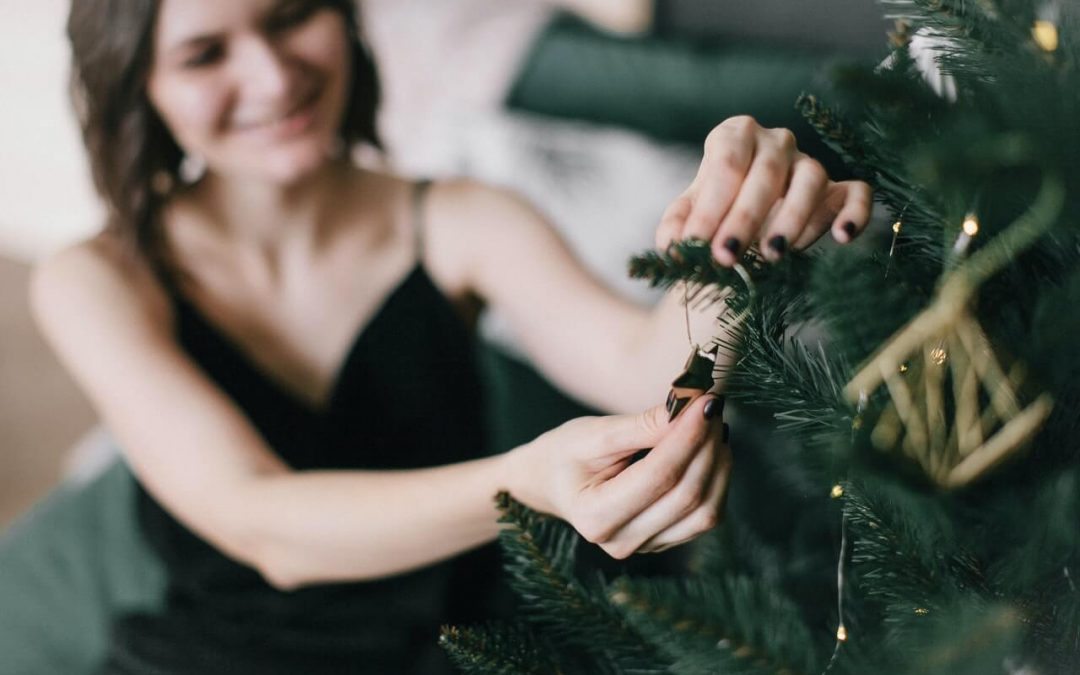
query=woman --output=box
[34,0,872,671]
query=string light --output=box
[899,363,909,373]
[962,214,980,236]
[831,484,845,499]
[914,607,930,616]
[930,346,948,365]
[885,219,904,280]
[823,514,851,673]
[1032,20,1059,52]
[953,213,980,256]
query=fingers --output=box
[656,115,875,264]
[707,128,795,266]
[761,154,828,260]
[591,402,671,463]
[639,444,732,554]
[574,396,715,547]
[598,430,718,559]
[655,192,693,251]
[679,124,756,246]
[791,180,873,250]
[828,180,873,244]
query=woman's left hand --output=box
[656,116,873,265]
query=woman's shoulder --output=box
[30,232,174,345]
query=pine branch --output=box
[842,481,988,634]
[717,298,852,452]
[795,94,876,181]
[494,493,664,673]
[440,623,562,675]
[610,576,820,675]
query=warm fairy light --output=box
[962,214,980,236]
[831,484,845,499]
[892,220,902,234]
[915,607,930,615]
[930,346,947,365]
[899,363,909,373]
[1032,20,1059,52]
[836,625,848,642]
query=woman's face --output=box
[148,0,352,185]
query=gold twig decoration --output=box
[844,175,1064,489]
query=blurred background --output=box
[0,0,888,528]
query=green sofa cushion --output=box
[0,460,165,675]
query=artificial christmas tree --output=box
[443,2,1080,672]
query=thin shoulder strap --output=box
[411,179,432,260]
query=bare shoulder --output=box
[428,179,543,232]
[30,233,173,346]
[423,180,560,289]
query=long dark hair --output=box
[67,0,381,263]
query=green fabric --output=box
[508,15,856,177]
[0,460,165,675]
[479,344,598,455]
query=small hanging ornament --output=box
[666,344,718,420]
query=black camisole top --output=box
[103,183,496,675]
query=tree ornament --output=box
[666,344,718,421]
[844,176,1065,488]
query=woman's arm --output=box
[437,117,872,413]
[31,239,724,588]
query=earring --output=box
[179,154,207,184]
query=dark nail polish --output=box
[703,396,724,420]
[723,237,741,256]
[666,389,675,412]
[722,423,730,443]
[842,221,856,238]
[767,235,787,257]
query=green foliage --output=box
[611,576,821,675]
[491,493,660,673]
[439,623,561,675]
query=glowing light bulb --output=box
[836,625,848,642]
[1033,20,1059,52]
[831,484,844,499]
[962,214,980,236]
[892,220,902,234]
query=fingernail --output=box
[842,221,856,239]
[703,396,725,420]
[722,423,730,443]
[767,235,787,258]
[723,237,741,257]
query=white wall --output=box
[0,0,103,263]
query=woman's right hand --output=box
[504,395,730,558]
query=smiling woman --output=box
[147,1,352,182]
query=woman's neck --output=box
[194,158,357,252]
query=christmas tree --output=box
[441,2,1080,673]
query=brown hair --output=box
[67,0,381,262]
